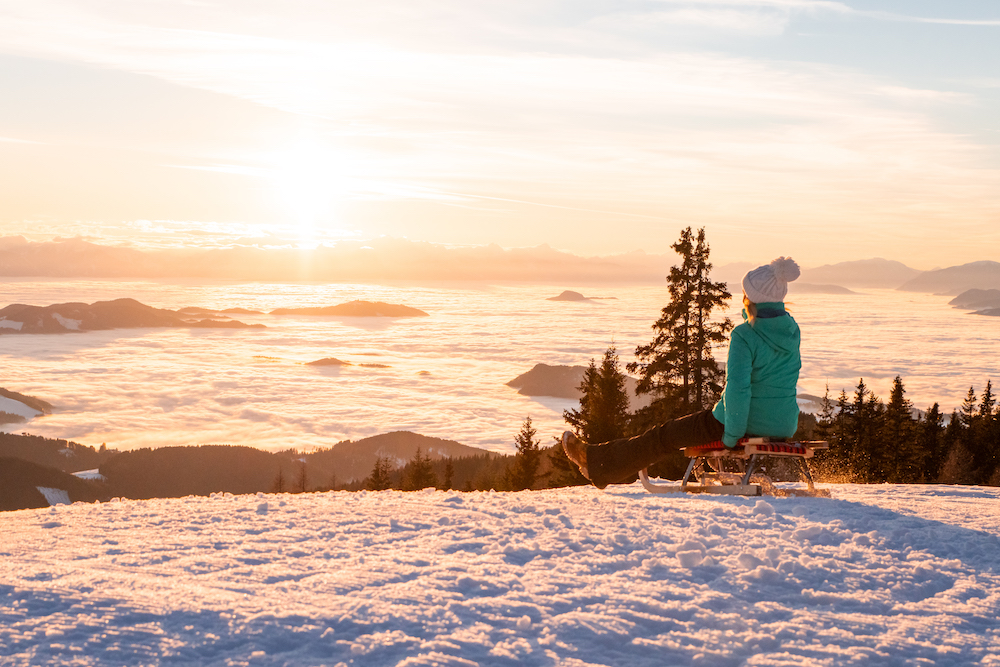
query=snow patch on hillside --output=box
[34,487,70,506]
[50,313,82,330]
[0,396,41,419]
[1,484,999,666]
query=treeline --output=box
[0,432,113,471]
[812,377,1000,485]
[350,418,565,492]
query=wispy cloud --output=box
[637,0,1000,31]
[0,136,43,144]
[0,1,998,264]
[878,14,1000,27]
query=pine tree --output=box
[272,467,287,493]
[504,417,542,491]
[883,376,918,482]
[960,387,978,428]
[982,381,1000,484]
[969,380,999,483]
[938,411,975,484]
[403,447,438,491]
[366,455,393,491]
[564,345,631,444]
[979,380,995,419]
[815,383,836,442]
[628,227,732,419]
[440,458,455,491]
[832,389,850,462]
[840,379,886,482]
[918,403,946,482]
[295,461,308,493]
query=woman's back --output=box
[712,302,801,445]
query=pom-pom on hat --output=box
[742,257,800,304]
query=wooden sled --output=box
[638,438,831,497]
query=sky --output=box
[1,0,999,268]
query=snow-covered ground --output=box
[3,484,999,666]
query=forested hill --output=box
[0,432,112,472]
[0,458,103,511]
[0,431,513,510]
[309,431,492,483]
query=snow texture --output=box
[2,484,999,666]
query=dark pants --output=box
[586,409,724,489]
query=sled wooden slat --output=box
[640,438,830,498]
[683,484,763,496]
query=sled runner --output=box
[638,438,831,497]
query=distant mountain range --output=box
[1,236,998,291]
[788,283,857,295]
[796,258,1000,294]
[799,258,921,288]
[897,261,1000,295]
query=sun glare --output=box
[270,140,352,244]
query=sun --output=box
[270,140,352,243]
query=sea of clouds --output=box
[1,280,995,453]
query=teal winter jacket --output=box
[712,302,801,447]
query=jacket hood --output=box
[741,302,798,354]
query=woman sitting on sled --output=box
[562,256,802,489]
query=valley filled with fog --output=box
[1,279,995,454]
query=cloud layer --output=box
[1,279,992,454]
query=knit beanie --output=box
[741,257,800,304]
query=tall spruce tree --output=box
[629,227,731,423]
[564,345,631,444]
[967,381,999,483]
[918,403,945,482]
[832,389,851,467]
[504,416,542,491]
[960,387,978,428]
[272,467,287,493]
[403,447,438,490]
[295,461,309,493]
[815,384,836,442]
[980,381,1000,484]
[440,458,455,491]
[840,379,886,482]
[939,410,975,484]
[366,455,393,491]
[883,376,918,482]
[979,380,995,419]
